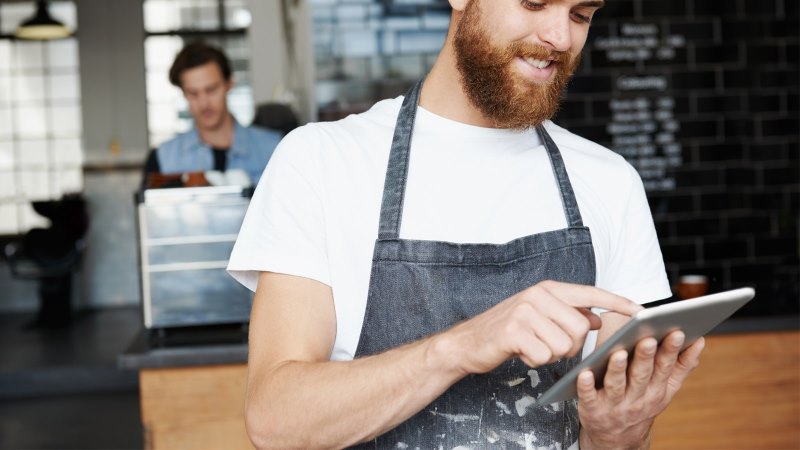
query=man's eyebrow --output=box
[576,0,605,8]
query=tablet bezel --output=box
[536,287,756,405]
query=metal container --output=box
[136,186,252,329]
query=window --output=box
[310,0,451,121]
[0,1,82,235]
[143,0,254,148]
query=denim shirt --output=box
[155,118,282,185]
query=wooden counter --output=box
[135,330,800,449]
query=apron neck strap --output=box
[378,80,584,240]
[535,126,585,228]
[378,79,423,240]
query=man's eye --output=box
[521,0,545,11]
[572,12,592,23]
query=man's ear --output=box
[448,0,468,12]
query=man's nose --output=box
[537,9,572,52]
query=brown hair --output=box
[168,41,232,88]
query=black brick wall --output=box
[555,0,799,317]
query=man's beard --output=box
[453,1,582,130]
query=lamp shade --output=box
[15,0,71,40]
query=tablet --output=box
[536,287,755,405]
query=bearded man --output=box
[229,1,704,448]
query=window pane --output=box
[143,0,180,32]
[19,169,51,201]
[49,1,78,30]
[48,73,81,101]
[0,108,11,139]
[14,106,48,138]
[52,138,83,166]
[0,141,14,169]
[224,0,250,28]
[0,3,35,35]
[0,203,19,234]
[0,41,10,75]
[0,75,12,106]
[46,39,80,70]
[13,41,44,72]
[49,105,82,137]
[54,167,82,195]
[17,139,49,167]
[19,200,50,228]
[13,74,46,103]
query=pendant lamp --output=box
[15,0,71,40]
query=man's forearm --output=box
[245,333,464,449]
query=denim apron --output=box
[352,80,596,449]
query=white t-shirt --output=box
[228,96,671,361]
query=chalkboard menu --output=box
[555,0,798,318]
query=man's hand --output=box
[438,280,644,376]
[577,331,706,450]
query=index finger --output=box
[538,281,643,317]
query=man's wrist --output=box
[580,421,653,450]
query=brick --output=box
[695,142,746,162]
[723,118,757,138]
[743,0,779,15]
[747,44,783,65]
[675,217,724,236]
[679,118,720,138]
[754,236,799,258]
[788,93,799,112]
[597,0,635,18]
[760,69,800,88]
[699,191,751,210]
[761,166,798,185]
[749,143,787,161]
[554,99,587,121]
[730,263,779,283]
[568,74,613,94]
[722,69,758,89]
[748,94,783,113]
[695,93,744,115]
[725,167,758,185]
[703,238,750,261]
[721,19,798,39]
[693,0,741,17]
[750,191,789,210]
[661,241,698,263]
[669,21,716,41]
[728,214,772,234]
[649,193,696,213]
[589,99,612,119]
[761,117,797,136]
[693,44,742,65]
[641,0,688,16]
[671,70,718,90]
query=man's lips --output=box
[515,56,558,82]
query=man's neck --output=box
[198,113,235,149]
[420,31,495,128]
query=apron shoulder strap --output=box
[378,79,424,240]
[535,125,585,228]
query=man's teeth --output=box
[524,57,552,69]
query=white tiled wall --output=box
[0,1,83,236]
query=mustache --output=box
[506,42,568,64]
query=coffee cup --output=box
[676,274,709,299]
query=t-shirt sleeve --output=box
[227,126,330,292]
[598,164,672,305]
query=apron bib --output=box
[352,80,596,449]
